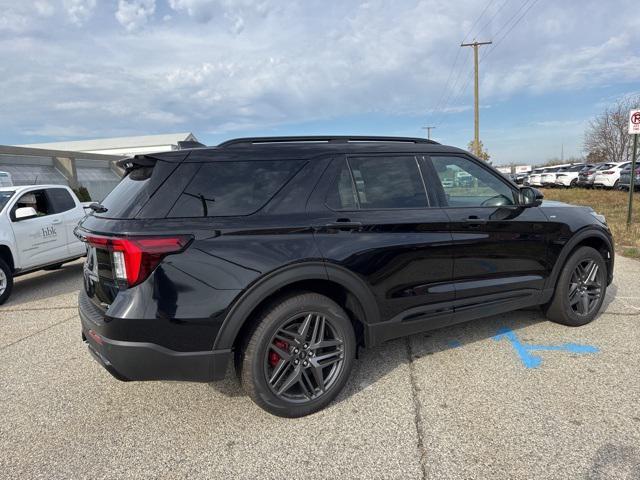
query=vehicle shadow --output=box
[208,308,548,402]
[1,260,84,309]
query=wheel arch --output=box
[0,244,15,272]
[546,228,614,293]
[213,262,379,352]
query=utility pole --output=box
[422,126,436,140]
[461,40,492,157]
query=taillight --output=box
[85,234,191,287]
[600,171,614,175]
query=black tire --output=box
[613,179,619,189]
[0,258,14,305]
[240,292,356,417]
[544,246,607,326]
[570,179,577,188]
[43,263,64,271]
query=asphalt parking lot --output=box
[1,258,640,479]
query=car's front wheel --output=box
[544,246,607,326]
[0,258,14,305]
[239,292,356,417]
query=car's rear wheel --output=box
[239,292,355,417]
[0,258,14,305]
[570,178,577,188]
[544,246,607,326]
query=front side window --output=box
[335,156,428,209]
[12,190,53,219]
[430,156,516,207]
[168,160,304,217]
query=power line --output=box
[436,0,543,129]
[429,0,497,119]
[481,0,541,63]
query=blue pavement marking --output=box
[447,340,462,348]
[493,327,599,369]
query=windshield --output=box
[0,191,15,212]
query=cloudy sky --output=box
[1,0,639,165]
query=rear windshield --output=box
[168,160,304,218]
[97,162,176,219]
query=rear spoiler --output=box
[116,151,192,173]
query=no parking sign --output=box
[630,109,640,134]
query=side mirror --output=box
[519,187,543,207]
[14,206,38,220]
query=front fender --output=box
[544,226,614,293]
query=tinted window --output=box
[98,162,175,219]
[47,188,75,213]
[168,160,303,217]
[430,156,516,207]
[325,161,358,210]
[345,156,428,209]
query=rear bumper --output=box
[79,294,231,382]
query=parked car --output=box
[511,172,528,185]
[76,135,614,417]
[540,164,572,187]
[554,164,592,188]
[593,162,631,189]
[0,185,88,304]
[0,171,13,187]
[577,163,615,188]
[526,168,545,186]
[619,163,640,191]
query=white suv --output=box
[554,164,591,188]
[593,162,631,188]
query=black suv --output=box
[77,136,614,417]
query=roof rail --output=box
[218,135,439,148]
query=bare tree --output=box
[584,95,640,163]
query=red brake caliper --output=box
[269,340,289,367]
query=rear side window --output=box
[325,161,358,210]
[47,188,75,213]
[327,156,428,210]
[168,160,304,217]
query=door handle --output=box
[465,216,486,224]
[51,219,62,225]
[323,220,362,231]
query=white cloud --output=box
[62,0,96,26]
[116,0,156,31]
[34,1,55,17]
[0,0,639,161]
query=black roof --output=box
[136,135,466,164]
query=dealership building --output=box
[0,132,199,201]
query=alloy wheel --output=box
[568,259,603,316]
[263,312,345,403]
[0,269,6,296]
